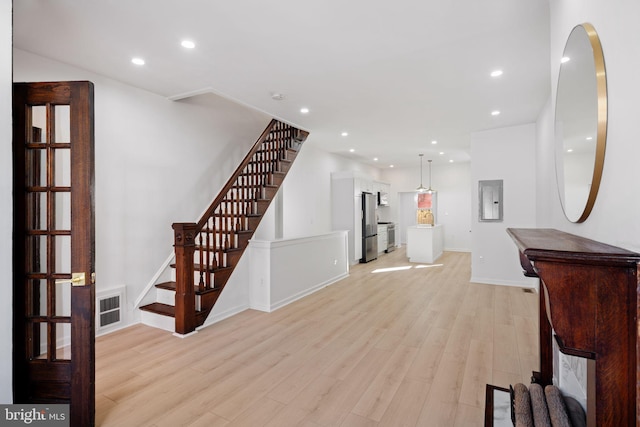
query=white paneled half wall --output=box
[249,231,349,312]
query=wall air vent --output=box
[97,287,125,332]
[100,295,120,326]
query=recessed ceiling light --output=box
[373,158,378,161]
[449,159,454,163]
[181,40,196,49]
[389,165,394,168]
[586,136,593,140]
[490,69,503,77]
[439,152,444,155]
[341,132,349,137]
[300,107,309,114]
[431,140,438,145]
[349,148,355,153]
[131,57,145,65]
[491,110,501,116]
[567,148,574,153]
[561,56,571,63]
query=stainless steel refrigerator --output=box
[361,192,378,263]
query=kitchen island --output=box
[406,224,443,263]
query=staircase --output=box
[140,119,309,334]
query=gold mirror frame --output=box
[555,23,607,223]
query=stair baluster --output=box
[142,120,308,334]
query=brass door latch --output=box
[55,272,88,286]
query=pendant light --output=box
[416,154,427,192]
[426,159,435,194]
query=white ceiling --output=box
[13,0,550,168]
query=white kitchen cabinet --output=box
[354,193,362,261]
[356,177,374,195]
[406,224,444,263]
[331,171,388,264]
[374,181,390,195]
[331,172,360,264]
[377,225,388,254]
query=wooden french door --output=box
[12,81,95,427]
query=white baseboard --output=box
[444,247,471,253]
[95,321,134,338]
[267,272,349,312]
[198,302,251,330]
[251,302,271,313]
[470,276,539,291]
[173,330,198,339]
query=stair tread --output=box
[254,148,296,154]
[156,281,222,295]
[232,183,277,188]
[193,263,233,271]
[169,263,234,273]
[140,302,207,318]
[247,160,292,168]
[194,244,243,253]
[199,228,254,235]
[213,212,261,217]
[139,302,175,317]
[240,171,285,177]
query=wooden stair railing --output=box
[141,119,308,334]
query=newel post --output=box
[172,222,197,335]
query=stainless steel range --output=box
[386,223,396,252]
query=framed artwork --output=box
[417,192,432,209]
[416,191,437,225]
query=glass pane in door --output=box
[55,280,71,317]
[55,323,71,360]
[31,106,47,143]
[54,105,70,143]
[32,322,48,360]
[54,192,71,230]
[25,149,46,186]
[54,149,70,187]
[25,192,47,231]
[31,279,47,317]
[26,235,47,273]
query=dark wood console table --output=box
[507,228,640,427]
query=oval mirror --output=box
[554,23,607,223]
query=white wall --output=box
[0,0,13,403]
[537,0,640,410]
[470,124,539,288]
[280,144,381,239]
[381,161,472,252]
[13,49,271,327]
[11,48,392,336]
[253,143,381,245]
[542,0,640,252]
[535,98,561,227]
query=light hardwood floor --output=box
[96,248,538,426]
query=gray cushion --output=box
[545,385,570,427]
[529,383,551,427]
[514,383,534,427]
